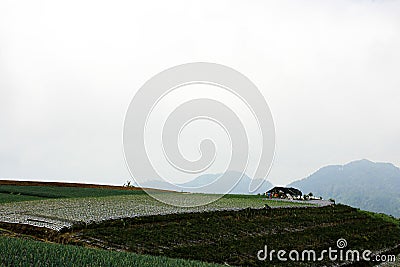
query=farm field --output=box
[0,204,399,266]
[0,189,314,231]
[0,235,221,267]
[0,184,146,203]
[70,205,400,266]
[0,183,398,266]
[0,192,44,203]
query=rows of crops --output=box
[74,205,400,267]
[0,192,44,203]
[0,236,221,267]
[0,193,316,231]
[0,185,145,202]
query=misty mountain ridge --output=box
[180,171,274,194]
[142,171,274,194]
[289,159,400,217]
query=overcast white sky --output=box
[1,0,400,186]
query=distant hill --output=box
[289,159,400,217]
[142,171,274,194]
[180,171,274,194]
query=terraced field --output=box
[72,205,399,267]
[1,183,397,266]
[0,191,315,231]
[1,203,398,267]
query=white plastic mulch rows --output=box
[0,193,273,231]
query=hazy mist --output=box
[1,0,400,186]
